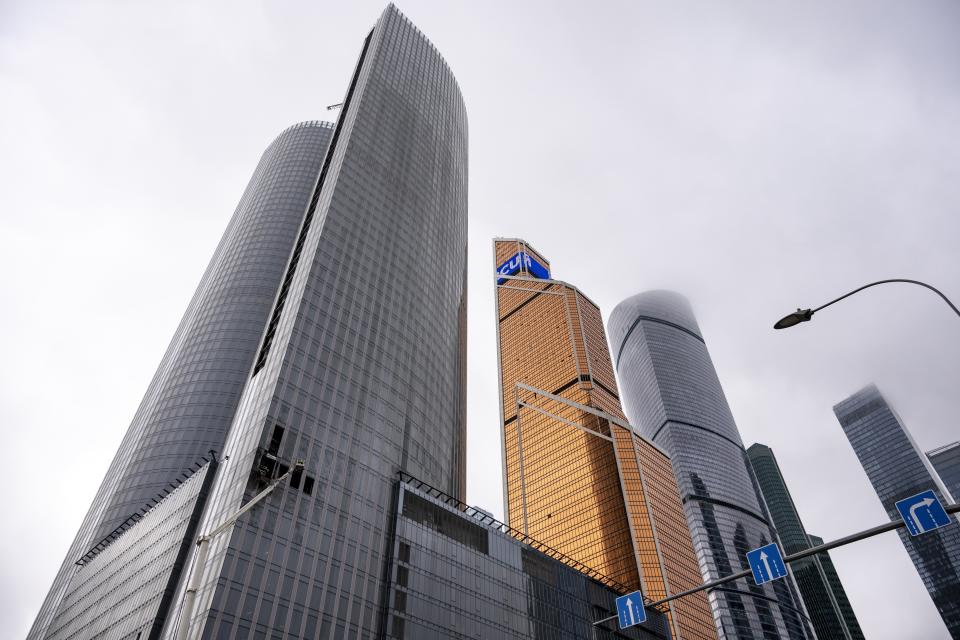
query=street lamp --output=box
[774,279,960,330]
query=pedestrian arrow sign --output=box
[746,542,787,585]
[896,490,953,536]
[616,591,646,629]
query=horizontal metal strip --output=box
[681,494,770,527]
[615,314,704,370]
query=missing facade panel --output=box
[268,425,284,456]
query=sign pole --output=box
[593,501,959,624]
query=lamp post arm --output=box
[175,460,303,640]
[812,279,960,318]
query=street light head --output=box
[773,308,813,330]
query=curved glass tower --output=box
[608,291,812,640]
[173,5,468,638]
[28,121,334,640]
[31,5,466,639]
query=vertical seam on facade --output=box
[631,434,682,640]
[574,291,595,384]
[609,424,646,590]
[561,287,583,381]
[514,385,530,535]
[493,240,512,527]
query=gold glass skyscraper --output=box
[494,238,717,640]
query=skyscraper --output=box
[494,239,717,640]
[928,441,960,501]
[747,443,864,639]
[31,5,468,639]
[608,290,813,640]
[30,120,335,640]
[805,534,862,640]
[834,384,960,636]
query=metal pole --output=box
[649,503,960,609]
[174,460,303,640]
[594,502,960,625]
[811,279,960,318]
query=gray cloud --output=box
[2,1,958,638]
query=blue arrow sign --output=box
[616,591,646,629]
[895,490,953,536]
[746,542,787,585]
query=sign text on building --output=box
[496,252,550,285]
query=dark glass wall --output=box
[383,479,673,640]
[928,442,960,502]
[175,6,468,639]
[747,443,864,639]
[806,534,864,640]
[608,291,813,640]
[28,122,333,640]
[834,384,960,636]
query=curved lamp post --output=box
[774,279,960,330]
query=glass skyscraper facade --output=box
[494,240,717,640]
[834,384,960,637]
[30,6,467,639]
[46,459,218,640]
[608,290,813,640]
[30,120,335,640]
[928,441,960,502]
[747,443,864,639]
[172,7,468,638]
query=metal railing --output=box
[396,471,667,612]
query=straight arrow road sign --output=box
[616,591,647,629]
[746,542,788,585]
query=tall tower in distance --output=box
[834,384,960,637]
[608,290,813,640]
[29,5,467,639]
[928,441,960,501]
[747,443,865,639]
[493,239,717,640]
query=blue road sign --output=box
[746,542,787,585]
[616,591,646,629]
[895,490,953,536]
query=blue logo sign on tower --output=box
[496,252,550,285]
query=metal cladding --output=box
[175,6,468,638]
[494,239,718,640]
[834,385,960,637]
[609,290,814,640]
[29,121,334,640]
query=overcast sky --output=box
[2,1,959,638]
